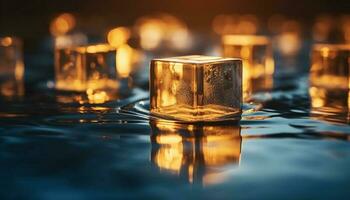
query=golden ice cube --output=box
[309,44,349,123]
[54,43,119,92]
[150,55,242,122]
[222,35,274,99]
[310,44,349,90]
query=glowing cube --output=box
[309,44,349,123]
[222,35,274,99]
[54,43,119,92]
[310,44,349,90]
[150,55,242,122]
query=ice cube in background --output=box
[221,35,274,100]
[310,44,349,90]
[309,44,350,120]
[0,37,24,97]
[150,55,242,122]
[54,43,119,92]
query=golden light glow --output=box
[136,14,191,51]
[222,35,269,46]
[50,13,86,50]
[0,37,25,97]
[212,14,258,35]
[0,37,12,47]
[309,87,326,108]
[116,44,133,78]
[168,27,191,50]
[154,138,183,173]
[150,56,242,122]
[50,13,76,36]
[85,44,115,53]
[107,27,131,48]
[156,134,182,145]
[276,32,302,56]
[86,89,110,104]
[276,20,302,56]
[137,18,165,50]
[150,121,241,186]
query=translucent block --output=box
[310,44,349,90]
[221,35,274,99]
[55,43,119,92]
[150,55,242,122]
[0,37,24,97]
[309,44,349,123]
[150,120,241,185]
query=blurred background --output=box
[0,0,349,87]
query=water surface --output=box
[0,74,349,200]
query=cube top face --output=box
[221,35,273,70]
[150,55,242,122]
[55,43,119,92]
[68,44,116,54]
[222,35,270,46]
[152,55,240,65]
[313,44,350,51]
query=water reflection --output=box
[54,88,128,104]
[150,120,241,186]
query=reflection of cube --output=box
[310,44,349,90]
[150,55,242,122]
[222,35,274,99]
[150,120,241,185]
[0,37,24,97]
[55,44,119,91]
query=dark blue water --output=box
[0,72,349,200]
